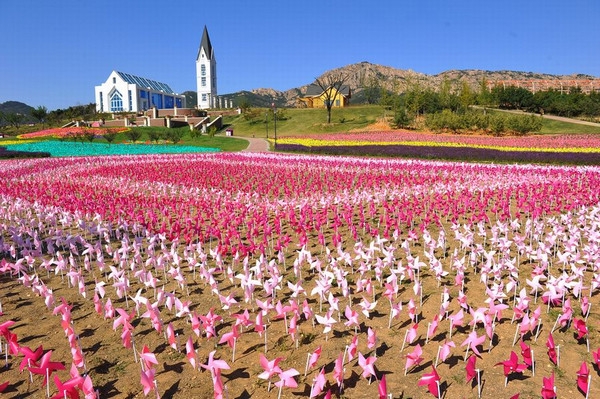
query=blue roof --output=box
[116,71,178,94]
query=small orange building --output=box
[297,84,351,108]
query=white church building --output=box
[94,71,185,113]
[95,26,225,113]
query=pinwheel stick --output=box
[586,374,591,399]
[304,353,310,377]
[436,380,442,399]
[232,337,237,363]
[476,369,481,398]
[435,346,441,367]
[401,329,409,352]
[531,349,535,376]
[512,324,520,346]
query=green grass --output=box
[538,118,600,134]
[222,105,386,138]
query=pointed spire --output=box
[198,25,214,61]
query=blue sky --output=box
[1,0,599,111]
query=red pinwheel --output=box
[495,351,527,385]
[541,372,556,399]
[0,381,9,393]
[546,332,557,365]
[592,347,600,367]
[418,366,441,398]
[28,350,66,387]
[573,318,588,340]
[576,362,590,396]
[520,341,533,368]
[378,374,388,399]
[465,354,477,383]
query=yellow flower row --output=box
[273,138,600,154]
[0,139,40,146]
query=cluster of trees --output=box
[490,86,600,117]
[424,109,543,135]
[367,76,600,133]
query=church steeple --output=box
[196,26,217,109]
[197,25,214,61]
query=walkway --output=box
[240,137,270,152]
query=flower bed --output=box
[17,127,129,139]
[276,143,600,165]
[4,140,220,157]
[276,131,600,153]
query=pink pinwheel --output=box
[344,305,360,330]
[140,345,159,371]
[274,368,300,389]
[308,346,321,371]
[448,309,464,336]
[405,344,423,374]
[496,351,527,380]
[461,330,485,357]
[378,374,388,399]
[465,354,477,383]
[218,324,240,348]
[333,352,345,388]
[358,352,377,380]
[258,353,283,385]
[186,336,197,369]
[347,335,358,361]
[0,381,9,393]
[405,323,419,345]
[315,310,337,335]
[427,314,439,342]
[541,372,556,399]
[140,367,156,396]
[437,340,455,364]
[200,351,230,399]
[367,327,377,349]
[577,362,590,395]
[310,367,326,398]
[418,366,441,398]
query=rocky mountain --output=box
[219,61,598,108]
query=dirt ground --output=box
[0,213,598,399]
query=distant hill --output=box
[215,61,599,107]
[0,101,34,115]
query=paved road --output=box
[240,137,270,152]
[473,106,600,127]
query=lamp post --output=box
[265,112,269,139]
[273,106,277,148]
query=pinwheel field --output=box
[2,152,600,398]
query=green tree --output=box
[31,106,48,128]
[458,81,475,112]
[166,129,185,144]
[103,131,118,144]
[4,113,25,128]
[124,128,143,142]
[361,75,382,105]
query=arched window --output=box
[201,64,206,76]
[110,90,123,112]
